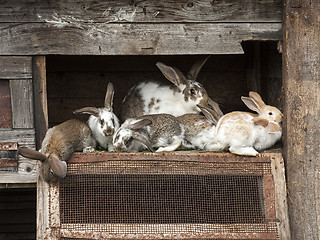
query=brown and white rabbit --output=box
[19,119,96,182]
[73,82,120,151]
[178,105,220,150]
[113,114,185,153]
[210,91,283,156]
[121,56,223,121]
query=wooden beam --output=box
[32,56,48,149]
[0,57,32,79]
[0,0,282,23]
[0,23,281,55]
[283,0,320,239]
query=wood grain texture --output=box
[0,129,35,149]
[0,23,282,55]
[0,57,32,79]
[32,56,48,149]
[10,79,34,129]
[283,0,320,239]
[0,80,12,129]
[0,0,282,23]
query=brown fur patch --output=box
[149,98,155,109]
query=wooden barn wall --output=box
[0,0,282,56]
[0,56,37,184]
[283,0,320,239]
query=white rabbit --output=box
[178,105,220,150]
[73,82,120,151]
[19,119,96,182]
[121,56,223,121]
[113,114,185,153]
[210,91,283,156]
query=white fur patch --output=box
[88,109,120,150]
[137,82,202,117]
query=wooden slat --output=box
[10,79,34,129]
[283,0,320,239]
[0,0,282,23]
[0,129,35,149]
[0,57,32,79]
[0,80,12,129]
[0,23,282,55]
[32,56,48,149]
[37,161,52,240]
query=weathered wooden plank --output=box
[0,23,282,55]
[10,79,34,129]
[0,57,32,79]
[37,161,52,240]
[283,0,320,239]
[0,0,282,23]
[0,129,35,149]
[270,154,291,240]
[32,56,48,149]
[0,80,12,129]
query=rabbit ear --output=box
[48,155,67,178]
[198,105,220,125]
[241,96,260,113]
[267,121,281,133]
[73,107,100,117]
[249,91,266,109]
[207,98,224,119]
[132,132,154,152]
[130,119,152,130]
[156,62,187,86]
[187,55,210,80]
[19,147,47,162]
[105,82,114,111]
[253,117,269,127]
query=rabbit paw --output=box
[83,146,95,153]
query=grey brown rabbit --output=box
[19,119,96,182]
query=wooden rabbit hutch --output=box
[0,0,319,239]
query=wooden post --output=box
[283,0,320,239]
[32,56,48,149]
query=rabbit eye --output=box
[268,112,273,115]
[190,89,196,95]
[100,119,105,125]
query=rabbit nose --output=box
[104,128,114,136]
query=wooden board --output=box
[32,56,48,149]
[0,23,281,55]
[0,0,282,23]
[0,80,12,129]
[10,79,34,129]
[0,129,35,149]
[283,0,320,239]
[0,57,32,79]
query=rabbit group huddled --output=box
[19,57,283,182]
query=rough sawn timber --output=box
[283,0,320,239]
[0,23,281,55]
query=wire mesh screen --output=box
[51,159,279,239]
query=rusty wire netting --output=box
[53,160,279,239]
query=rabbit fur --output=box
[19,119,96,182]
[210,91,283,156]
[178,105,219,150]
[121,56,223,121]
[113,114,185,153]
[73,82,120,151]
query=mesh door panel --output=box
[53,160,278,238]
